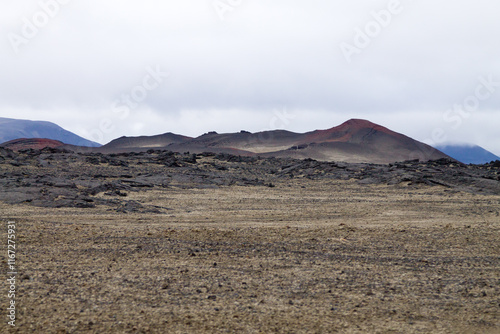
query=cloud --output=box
[0,0,499,155]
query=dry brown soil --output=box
[1,179,499,333]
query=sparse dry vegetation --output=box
[0,149,499,333]
[1,179,499,333]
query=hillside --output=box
[0,117,100,147]
[0,138,65,151]
[97,132,192,153]
[435,144,500,164]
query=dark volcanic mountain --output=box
[109,119,448,164]
[435,144,500,164]
[98,132,192,153]
[0,117,100,147]
[258,119,448,163]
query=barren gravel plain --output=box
[1,149,499,333]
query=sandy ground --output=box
[1,179,499,333]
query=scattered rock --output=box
[0,152,497,213]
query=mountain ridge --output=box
[103,132,192,150]
[0,117,101,147]
[94,118,450,164]
[435,144,500,164]
[0,117,453,164]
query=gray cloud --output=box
[1,0,499,155]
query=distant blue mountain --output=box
[435,144,500,164]
[0,117,101,147]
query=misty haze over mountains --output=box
[436,144,500,165]
[1,117,499,165]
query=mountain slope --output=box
[0,117,100,147]
[185,130,304,154]
[435,144,500,164]
[97,133,192,153]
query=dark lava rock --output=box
[181,154,198,164]
[0,152,498,213]
[0,147,17,159]
[109,159,129,167]
[115,200,144,213]
[86,156,100,165]
[85,182,131,196]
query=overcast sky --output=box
[1,1,499,154]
